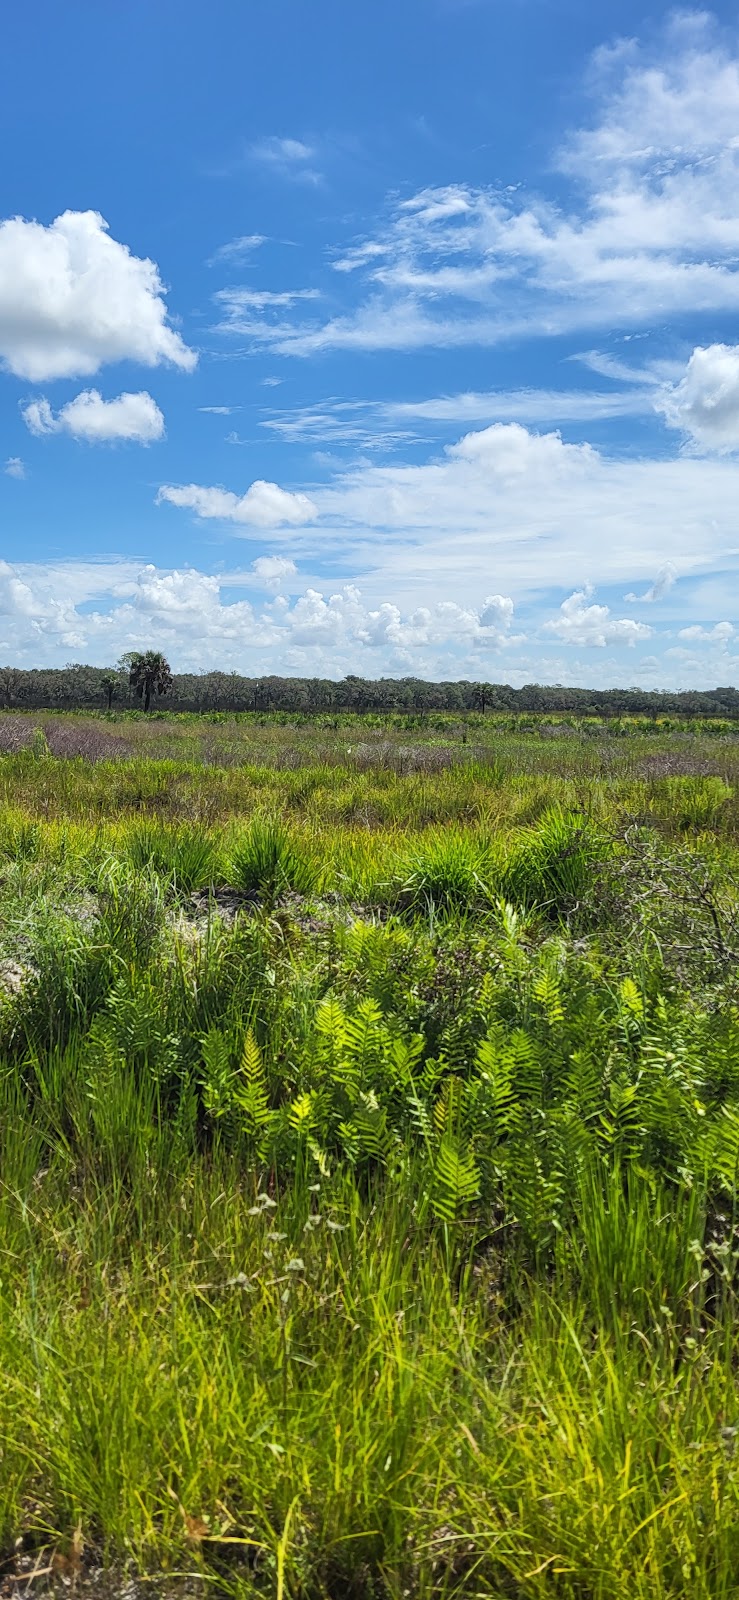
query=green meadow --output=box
[1,709,739,1598]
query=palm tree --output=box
[127,650,173,713]
[100,670,119,711]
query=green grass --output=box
[1,712,739,1595]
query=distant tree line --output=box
[0,660,737,718]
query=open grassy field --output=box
[2,709,739,1598]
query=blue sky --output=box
[2,0,739,686]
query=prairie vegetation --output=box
[1,710,739,1598]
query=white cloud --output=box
[254,136,314,162]
[261,399,415,451]
[22,389,165,443]
[0,554,733,688]
[260,385,653,449]
[543,589,653,648]
[304,420,739,608]
[229,19,739,356]
[214,285,320,336]
[251,555,298,588]
[384,387,654,425]
[678,620,734,642]
[0,557,522,675]
[657,343,739,452]
[625,562,677,603]
[0,210,195,380]
[157,478,317,528]
[0,561,38,616]
[199,404,240,415]
[4,457,25,479]
[155,417,739,607]
[208,234,265,265]
[248,136,321,185]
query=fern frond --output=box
[532,970,564,1027]
[234,1028,272,1146]
[431,1136,480,1222]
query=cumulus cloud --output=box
[157,479,317,528]
[678,621,734,642]
[0,555,733,687]
[22,389,165,443]
[656,344,739,452]
[0,558,522,675]
[0,560,39,616]
[448,421,596,478]
[4,457,25,479]
[543,589,653,648]
[0,210,195,381]
[251,556,298,588]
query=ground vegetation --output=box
[1,711,738,1596]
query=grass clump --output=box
[125,819,217,892]
[502,805,603,917]
[227,814,322,899]
[393,828,501,914]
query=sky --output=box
[2,1,739,688]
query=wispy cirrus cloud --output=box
[248,135,322,185]
[258,384,656,453]
[213,285,321,338]
[218,16,739,358]
[207,233,266,266]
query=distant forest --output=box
[0,663,738,718]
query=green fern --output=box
[532,969,564,1027]
[234,1028,272,1150]
[349,1089,392,1165]
[597,1075,644,1162]
[200,1025,236,1120]
[431,1136,480,1222]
